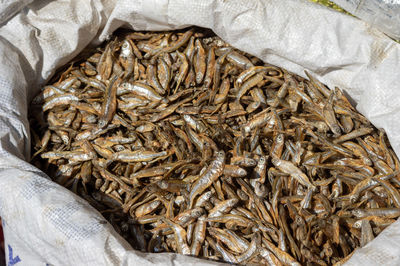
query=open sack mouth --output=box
[0,0,399,265]
[28,26,400,265]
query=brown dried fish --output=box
[30,27,400,265]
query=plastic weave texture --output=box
[0,0,399,265]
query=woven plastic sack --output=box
[0,0,399,265]
[332,0,400,40]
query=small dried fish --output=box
[31,27,400,265]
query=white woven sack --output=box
[0,0,399,265]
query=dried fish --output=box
[30,27,400,265]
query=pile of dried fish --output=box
[30,28,400,265]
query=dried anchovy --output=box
[30,27,400,265]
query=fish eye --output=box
[353,221,361,229]
[333,125,340,133]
